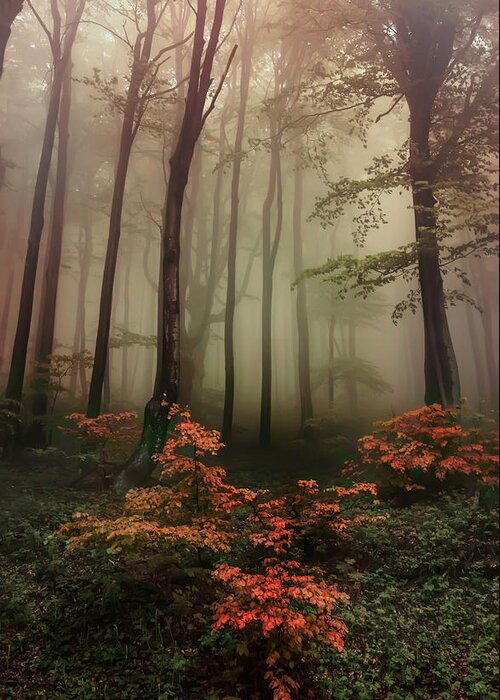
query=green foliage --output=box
[30,352,94,416]
[319,497,499,700]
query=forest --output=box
[0,0,498,698]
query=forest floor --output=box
[0,456,498,700]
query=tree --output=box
[32,56,73,418]
[303,0,499,408]
[222,0,259,443]
[86,0,176,418]
[114,0,236,491]
[259,39,311,446]
[5,0,86,403]
[292,154,314,430]
[0,0,23,79]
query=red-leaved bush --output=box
[355,404,499,492]
[213,559,348,700]
[59,405,377,699]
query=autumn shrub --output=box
[213,560,348,700]
[352,404,499,495]
[58,405,378,699]
[62,411,141,466]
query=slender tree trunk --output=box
[409,100,461,407]
[0,268,14,368]
[347,315,358,415]
[476,275,499,407]
[259,121,282,446]
[121,250,132,403]
[463,296,487,408]
[87,5,159,418]
[32,59,73,417]
[76,216,92,399]
[5,65,65,402]
[5,0,84,403]
[222,39,253,443]
[115,0,231,491]
[86,128,135,417]
[69,225,89,398]
[292,160,313,430]
[185,108,229,404]
[328,315,335,410]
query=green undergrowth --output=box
[0,461,498,699]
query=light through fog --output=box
[0,0,498,446]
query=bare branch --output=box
[202,44,238,127]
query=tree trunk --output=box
[32,59,73,417]
[0,268,14,368]
[328,315,335,409]
[259,121,282,447]
[5,0,84,403]
[121,250,132,404]
[86,119,136,416]
[347,315,358,415]
[69,218,92,398]
[222,36,253,443]
[463,294,487,408]
[5,63,65,402]
[87,5,159,418]
[409,100,461,407]
[292,160,313,431]
[476,273,499,407]
[114,0,230,489]
[113,394,172,492]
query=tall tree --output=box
[87,0,173,418]
[0,0,23,78]
[222,0,258,443]
[259,39,309,446]
[5,0,86,403]
[115,0,236,491]
[292,154,314,430]
[303,0,499,408]
[32,56,73,418]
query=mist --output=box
[0,0,498,446]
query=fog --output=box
[0,0,498,445]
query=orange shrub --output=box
[213,559,348,700]
[356,404,499,492]
[59,406,376,698]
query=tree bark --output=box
[5,0,85,403]
[292,160,313,431]
[328,315,335,409]
[463,296,488,408]
[87,2,160,418]
[370,4,461,408]
[0,268,14,368]
[115,0,231,489]
[409,99,461,406]
[222,20,254,443]
[347,314,358,415]
[259,115,282,446]
[121,249,132,403]
[32,58,73,417]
